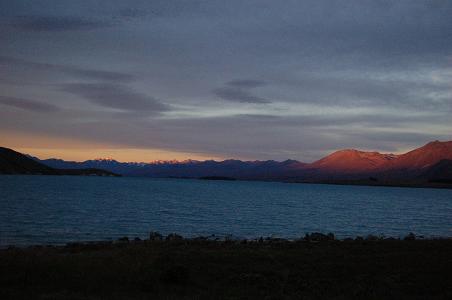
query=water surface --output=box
[1,175,451,246]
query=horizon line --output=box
[4,140,450,165]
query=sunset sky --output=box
[1,0,451,162]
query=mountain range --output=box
[11,140,448,187]
[1,141,451,187]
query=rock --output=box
[224,234,233,242]
[149,231,163,241]
[365,234,380,241]
[404,232,416,241]
[304,232,335,241]
[166,233,183,241]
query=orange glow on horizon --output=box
[14,147,223,162]
[1,130,223,162]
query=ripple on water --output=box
[1,175,452,246]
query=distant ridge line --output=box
[3,140,452,188]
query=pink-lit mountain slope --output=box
[303,141,452,175]
[306,149,397,174]
[384,141,452,171]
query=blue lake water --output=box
[1,175,451,246]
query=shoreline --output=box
[3,173,452,190]
[3,231,452,249]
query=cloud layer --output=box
[0,0,451,161]
[0,96,60,112]
[9,15,111,31]
[213,80,270,104]
[61,83,170,113]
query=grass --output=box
[1,238,452,299]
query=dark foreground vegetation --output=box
[1,234,452,299]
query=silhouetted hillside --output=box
[421,159,452,184]
[0,147,55,175]
[0,147,119,176]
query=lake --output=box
[1,175,451,246]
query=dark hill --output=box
[0,147,119,176]
[0,147,55,174]
[421,159,452,184]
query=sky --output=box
[0,0,451,162]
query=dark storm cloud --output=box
[0,56,134,82]
[9,15,111,31]
[0,96,60,112]
[60,83,170,113]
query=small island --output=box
[199,176,236,181]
